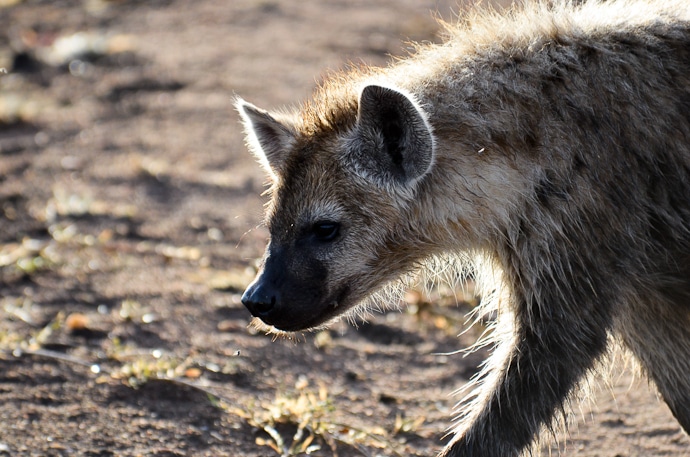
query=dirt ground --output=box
[0,1,688,456]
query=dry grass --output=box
[221,378,416,457]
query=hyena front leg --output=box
[443,276,611,456]
[616,288,690,433]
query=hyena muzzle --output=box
[236,1,690,456]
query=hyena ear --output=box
[236,98,296,180]
[348,84,435,189]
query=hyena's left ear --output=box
[347,84,435,189]
[236,98,296,180]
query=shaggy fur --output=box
[236,1,690,455]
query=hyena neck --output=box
[405,92,535,253]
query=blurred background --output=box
[0,1,687,456]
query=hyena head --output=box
[237,84,436,331]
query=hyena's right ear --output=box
[347,84,435,191]
[235,98,296,180]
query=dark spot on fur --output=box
[577,42,601,63]
[518,217,531,238]
[535,171,569,207]
[565,98,601,136]
[490,131,510,150]
[523,127,540,149]
[649,211,673,246]
[572,155,586,172]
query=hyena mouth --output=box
[334,284,351,310]
[287,284,353,332]
[247,284,353,333]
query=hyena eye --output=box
[311,221,340,242]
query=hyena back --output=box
[236,1,690,455]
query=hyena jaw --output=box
[237,1,690,456]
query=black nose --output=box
[241,281,279,318]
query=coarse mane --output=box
[435,0,690,49]
[297,67,369,137]
[295,0,690,142]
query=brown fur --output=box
[236,1,690,455]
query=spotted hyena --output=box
[235,0,690,455]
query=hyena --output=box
[235,0,690,455]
